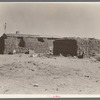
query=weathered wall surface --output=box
[1,33,100,57]
[3,36,55,54]
[76,38,100,57]
[23,37,52,53]
[4,37,19,54]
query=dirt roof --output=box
[2,33,61,39]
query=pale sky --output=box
[0,2,100,38]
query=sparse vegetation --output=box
[0,54,100,94]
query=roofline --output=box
[2,33,61,39]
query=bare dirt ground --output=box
[0,54,100,95]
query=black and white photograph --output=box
[0,2,100,97]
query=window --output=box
[38,38,44,42]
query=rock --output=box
[31,69,34,71]
[45,89,47,91]
[56,88,58,91]
[33,84,39,87]
[84,75,90,78]
[13,49,16,54]
[96,80,99,82]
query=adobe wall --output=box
[76,38,100,57]
[23,37,54,53]
[3,36,55,54]
[4,36,21,54]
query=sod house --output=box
[0,33,58,54]
[0,33,100,58]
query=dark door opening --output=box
[18,37,25,47]
[0,38,5,54]
[53,39,78,57]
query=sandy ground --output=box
[0,54,100,95]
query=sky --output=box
[0,2,100,38]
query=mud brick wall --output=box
[3,37,27,54]
[23,37,53,53]
[4,37,18,54]
[2,36,55,54]
[76,38,100,57]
